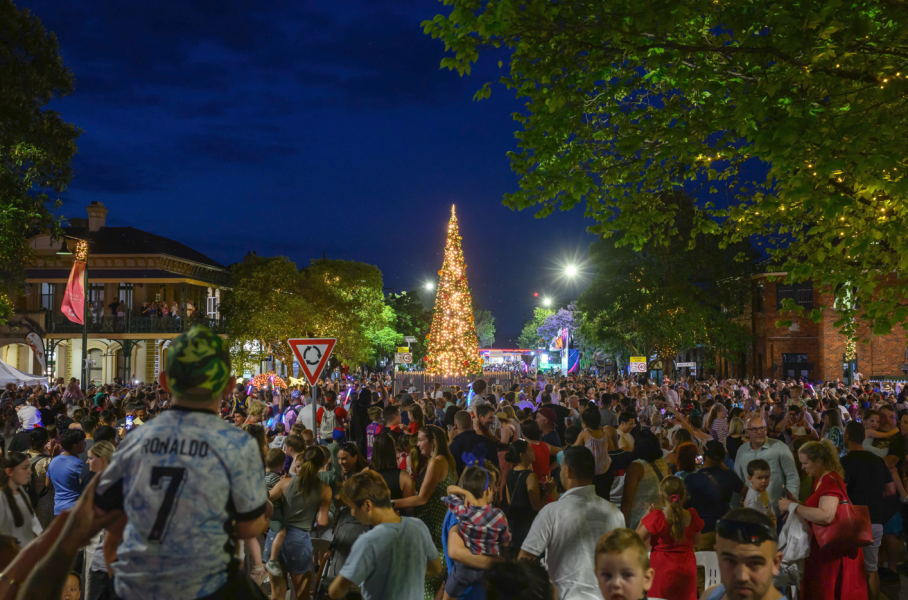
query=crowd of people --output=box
[0,329,900,600]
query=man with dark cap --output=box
[683,440,746,553]
[94,325,272,600]
[536,406,562,447]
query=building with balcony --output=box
[0,202,229,386]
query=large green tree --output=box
[471,296,496,347]
[379,291,434,370]
[578,194,757,376]
[221,256,389,375]
[518,307,554,349]
[425,0,908,336]
[220,256,311,373]
[1,2,79,311]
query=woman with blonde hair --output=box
[778,439,867,600]
[636,475,703,600]
[725,417,745,460]
[500,404,522,438]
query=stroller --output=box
[314,505,371,599]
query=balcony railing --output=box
[45,314,225,335]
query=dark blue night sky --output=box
[22,0,593,343]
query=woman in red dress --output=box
[636,475,704,600]
[778,440,868,600]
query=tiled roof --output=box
[62,226,225,270]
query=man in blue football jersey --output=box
[95,325,272,600]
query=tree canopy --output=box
[518,307,554,349]
[425,0,908,336]
[382,291,434,368]
[220,256,389,374]
[0,1,79,314]
[577,194,757,374]
[471,296,497,347]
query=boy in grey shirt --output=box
[329,471,441,600]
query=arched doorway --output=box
[88,348,103,385]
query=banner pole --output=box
[81,261,88,390]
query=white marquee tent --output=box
[0,357,44,386]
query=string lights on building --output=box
[424,205,483,376]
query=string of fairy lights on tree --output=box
[424,205,483,376]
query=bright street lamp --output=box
[425,281,435,291]
[565,264,578,277]
[542,297,552,307]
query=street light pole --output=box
[77,241,89,390]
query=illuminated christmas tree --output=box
[425,206,483,376]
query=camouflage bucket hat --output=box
[165,325,231,402]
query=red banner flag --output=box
[61,260,86,325]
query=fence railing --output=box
[392,370,519,396]
[45,313,225,335]
[868,379,907,390]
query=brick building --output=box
[748,273,908,382]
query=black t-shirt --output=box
[449,430,498,476]
[543,403,571,440]
[683,467,744,533]
[842,449,896,525]
[889,433,908,479]
[541,430,562,448]
[766,412,786,439]
[38,408,55,429]
[603,449,636,503]
[8,430,31,453]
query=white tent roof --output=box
[0,358,44,386]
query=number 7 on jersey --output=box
[148,466,186,542]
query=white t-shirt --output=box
[0,490,41,547]
[522,486,625,600]
[17,406,41,430]
[95,407,267,600]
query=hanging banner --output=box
[24,332,46,373]
[60,260,86,325]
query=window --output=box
[118,283,133,312]
[88,284,104,320]
[782,353,809,363]
[776,282,813,309]
[207,295,219,317]
[40,283,55,311]
[753,284,764,313]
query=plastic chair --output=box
[695,551,720,589]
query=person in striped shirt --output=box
[365,407,384,461]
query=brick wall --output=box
[753,276,908,381]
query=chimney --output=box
[86,201,108,232]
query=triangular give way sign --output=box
[288,338,337,385]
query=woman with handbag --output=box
[778,439,869,600]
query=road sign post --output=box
[288,338,337,435]
[629,356,647,373]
